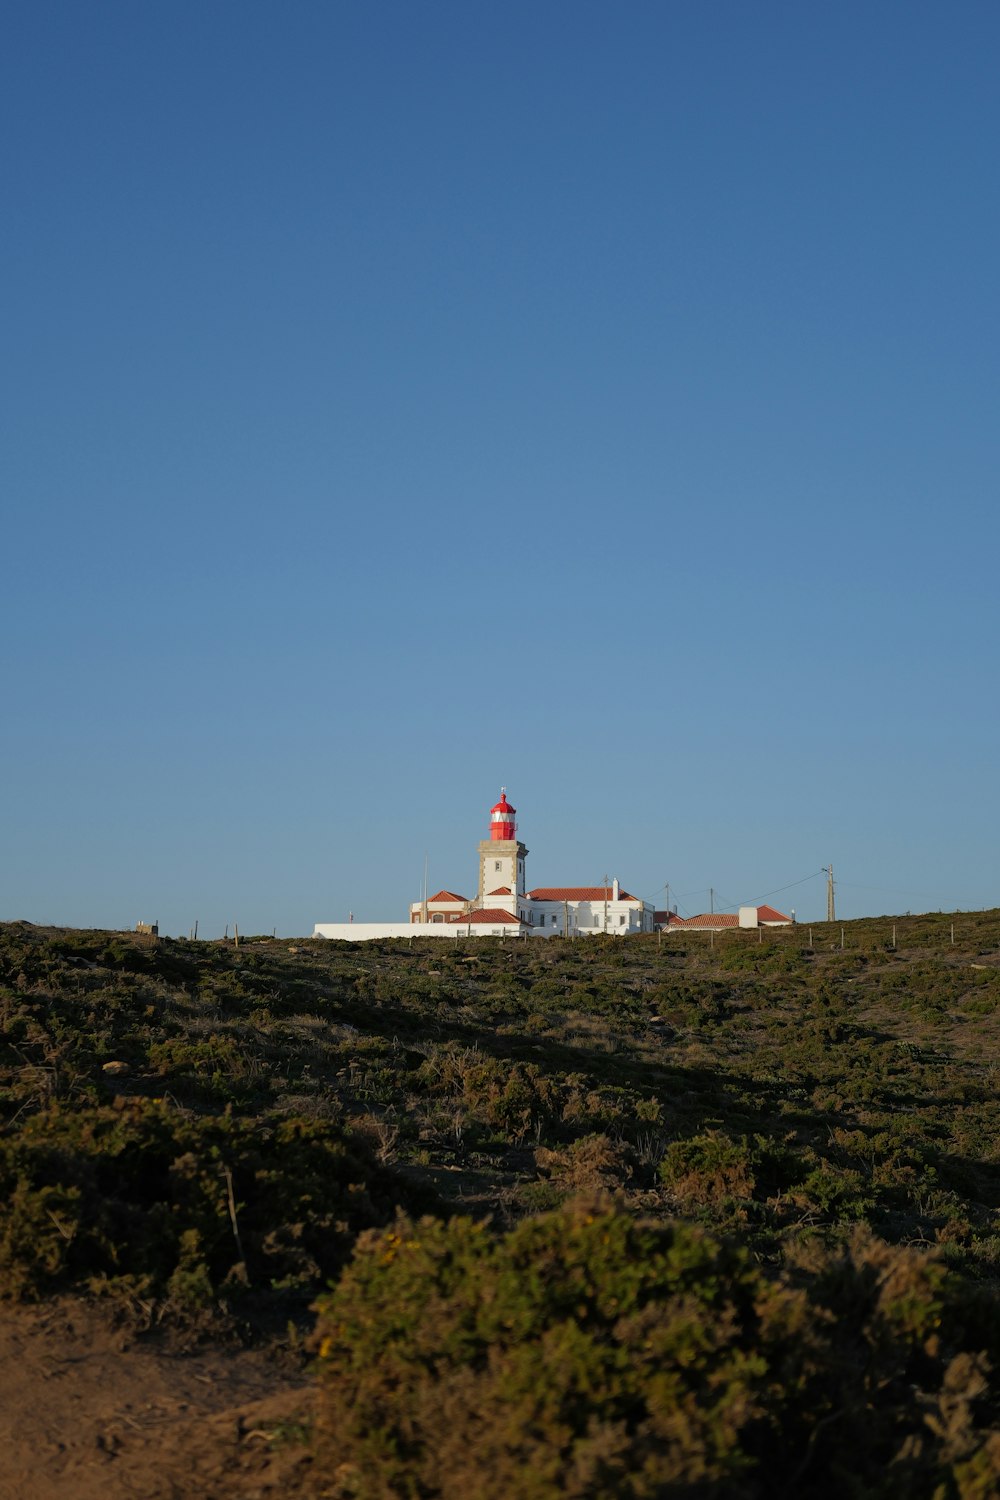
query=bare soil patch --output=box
[0,1300,313,1500]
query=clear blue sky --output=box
[2,2,998,935]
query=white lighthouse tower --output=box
[477,788,528,909]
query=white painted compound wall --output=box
[313,922,523,941]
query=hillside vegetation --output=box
[3,911,1000,1497]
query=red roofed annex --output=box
[653,906,793,932]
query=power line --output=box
[706,870,826,913]
[644,866,964,925]
[641,884,711,906]
[836,880,945,899]
[711,890,741,914]
[644,874,824,917]
[740,870,826,907]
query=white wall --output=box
[313,922,523,941]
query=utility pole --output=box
[709,887,715,915]
[823,865,836,923]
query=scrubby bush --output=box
[534,1133,630,1194]
[0,1099,432,1307]
[659,1131,758,1207]
[658,1131,804,1213]
[313,1200,1000,1500]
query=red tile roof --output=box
[668,905,791,930]
[427,890,467,904]
[487,886,512,896]
[447,908,520,925]
[654,912,685,925]
[676,913,739,928]
[528,887,636,902]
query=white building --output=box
[313,791,655,941]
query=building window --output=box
[619,915,626,926]
[495,861,502,871]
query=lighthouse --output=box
[490,788,516,840]
[315,785,657,939]
[478,787,528,908]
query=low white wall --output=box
[312,922,523,941]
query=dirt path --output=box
[0,1301,314,1499]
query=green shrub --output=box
[313,1202,1000,1499]
[0,1100,433,1305]
[658,1131,757,1207]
